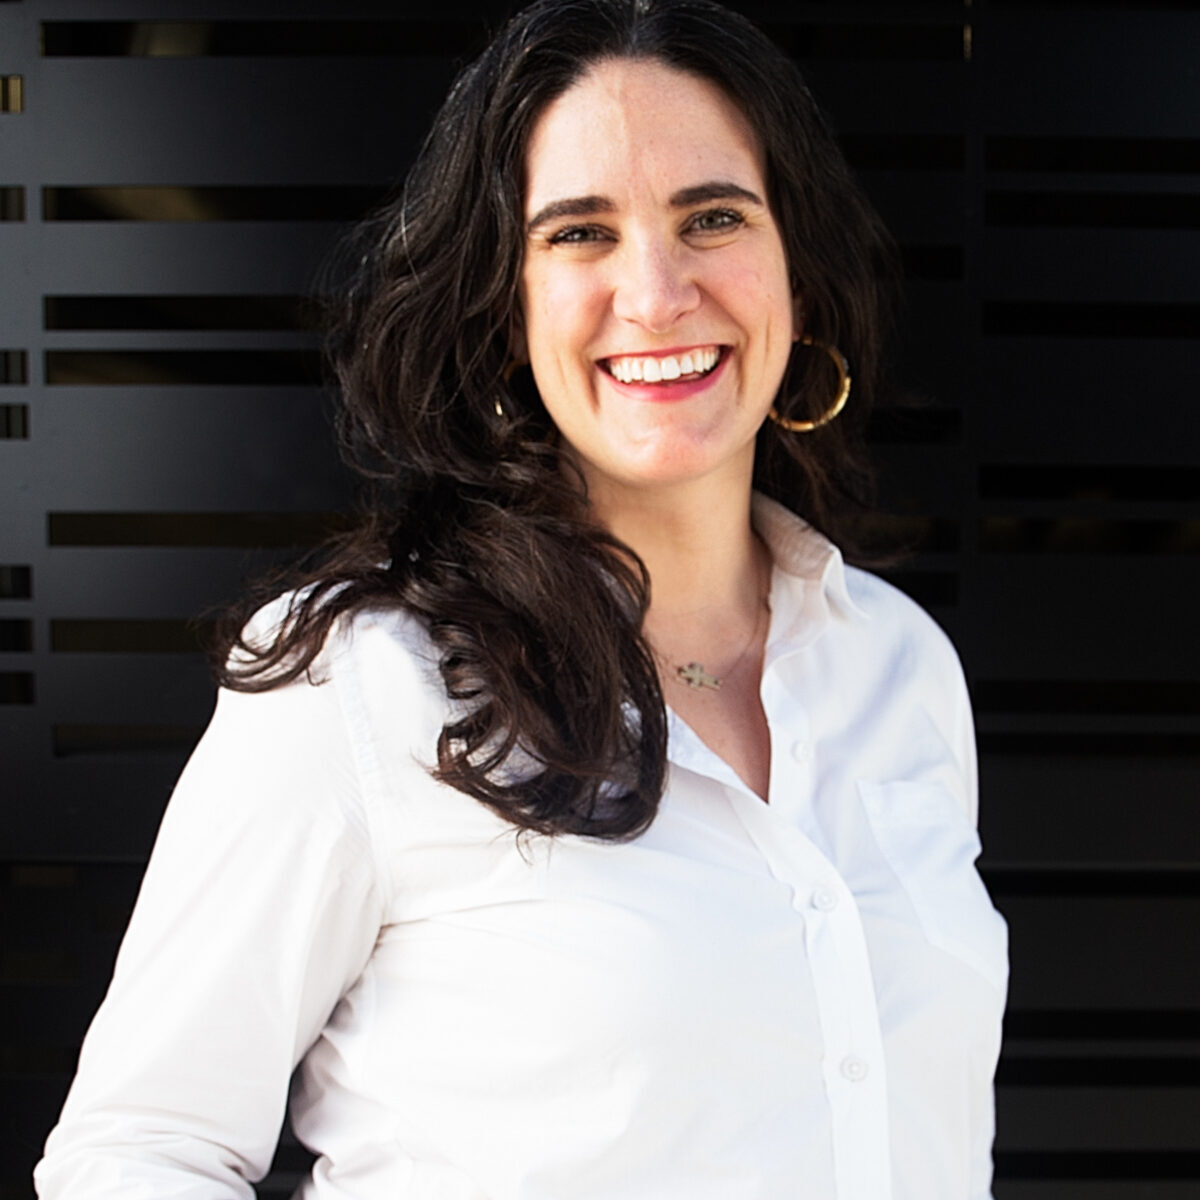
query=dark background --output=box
[2,0,1198,1195]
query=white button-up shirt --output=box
[36,496,1008,1200]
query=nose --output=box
[611,240,700,333]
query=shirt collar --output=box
[751,493,865,618]
[751,493,868,664]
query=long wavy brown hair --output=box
[214,0,902,840]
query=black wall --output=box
[2,0,1198,1195]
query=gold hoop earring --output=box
[768,337,851,433]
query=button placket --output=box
[724,777,894,1200]
[761,670,814,824]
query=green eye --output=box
[690,208,743,233]
[548,224,608,245]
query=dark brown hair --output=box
[216,0,901,839]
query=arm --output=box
[949,644,1003,1200]
[35,668,385,1198]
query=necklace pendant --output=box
[676,662,721,691]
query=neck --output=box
[584,473,769,675]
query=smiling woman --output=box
[35,2,1006,1198]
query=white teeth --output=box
[605,347,720,384]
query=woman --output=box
[36,1,1007,1197]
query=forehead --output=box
[523,57,765,207]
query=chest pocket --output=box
[859,779,1009,996]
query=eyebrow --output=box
[526,195,615,233]
[669,181,764,209]
[526,180,765,233]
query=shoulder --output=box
[840,565,978,818]
[229,589,448,742]
[232,592,522,863]
[842,565,962,663]
[839,564,971,704]
[234,587,440,685]
[208,592,449,808]
[178,596,452,904]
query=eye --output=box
[547,224,612,246]
[686,207,744,235]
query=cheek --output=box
[718,248,791,317]
[524,270,604,370]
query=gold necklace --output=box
[671,572,770,692]
[675,661,723,690]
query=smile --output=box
[601,346,723,384]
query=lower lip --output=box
[599,349,730,402]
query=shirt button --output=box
[790,739,809,763]
[811,886,839,913]
[841,1056,869,1083]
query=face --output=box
[518,58,795,503]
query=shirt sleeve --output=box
[950,641,980,830]
[952,644,1001,1200]
[34,666,386,1198]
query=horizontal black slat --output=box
[49,619,209,655]
[983,867,1200,898]
[42,185,382,222]
[995,1151,1200,1181]
[991,0,1200,8]
[997,1057,1200,1086]
[982,301,1200,337]
[980,731,1200,758]
[981,464,1200,502]
[47,511,348,548]
[52,724,205,757]
[41,18,969,62]
[44,295,314,332]
[979,517,1200,553]
[986,136,1200,174]
[986,191,1200,230]
[44,349,321,386]
[1005,1010,1200,1040]
[974,679,1200,714]
[40,19,492,59]
[761,22,965,62]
